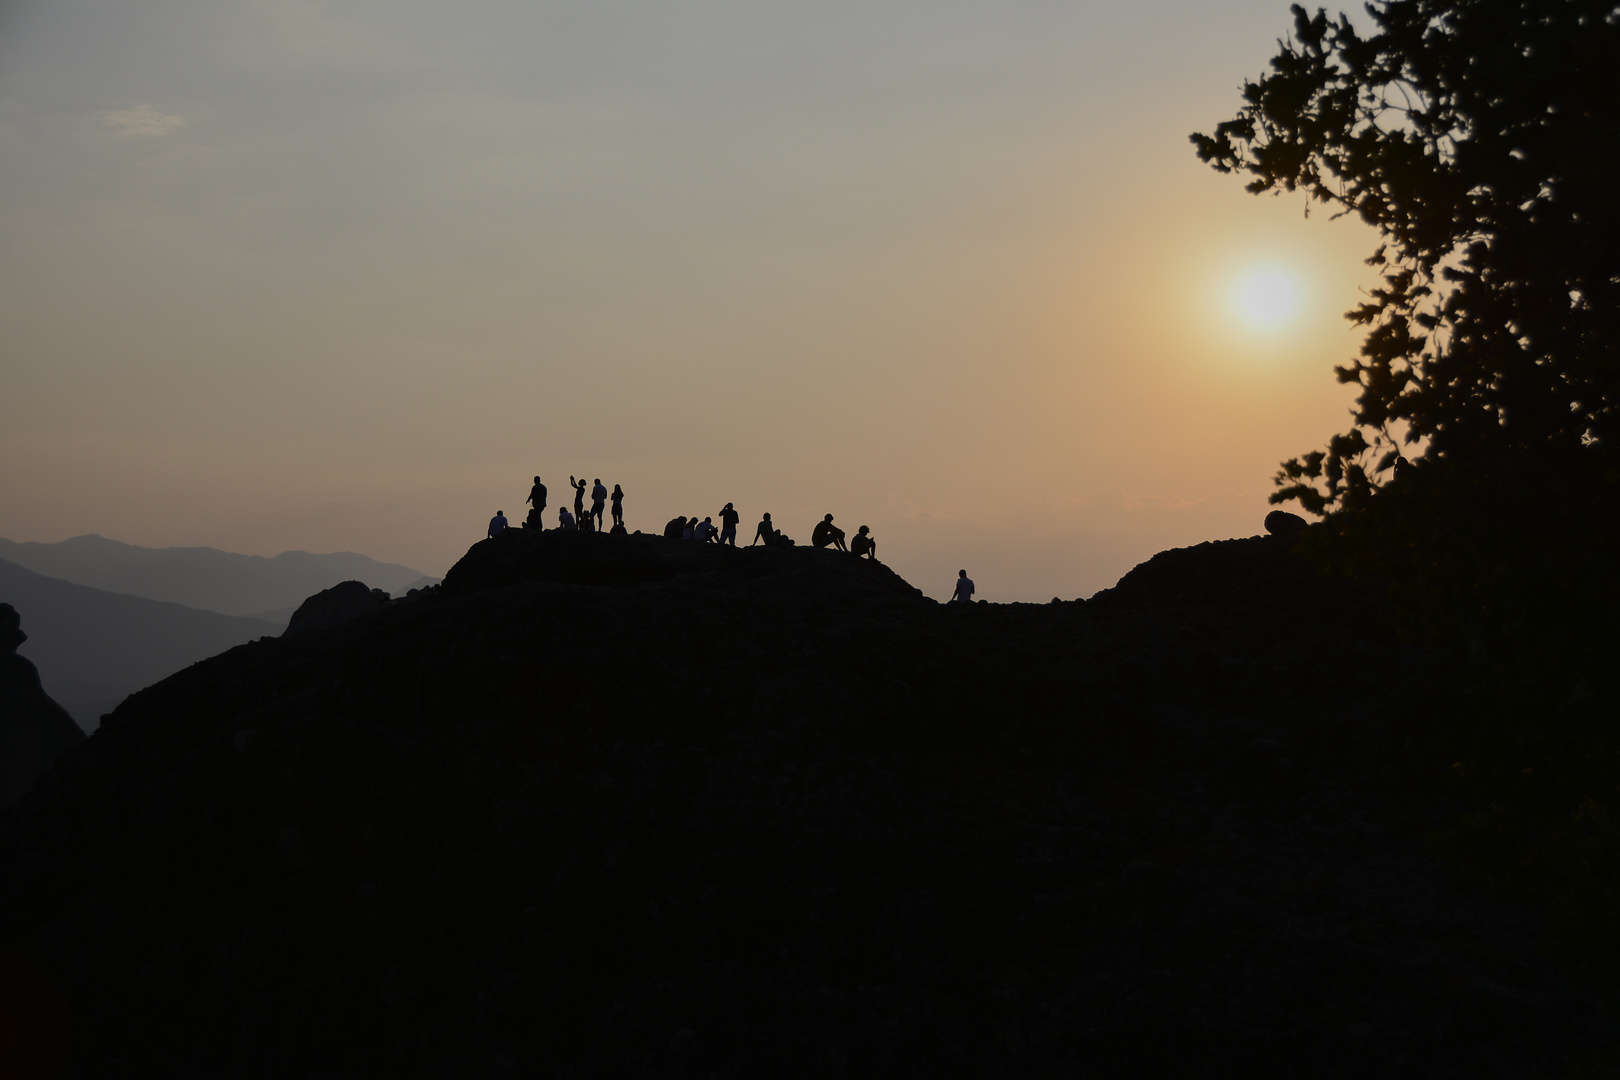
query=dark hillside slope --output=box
[0,529,1610,1078]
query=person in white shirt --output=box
[558,507,577,531]
[487,511,509,538]
[951,569,975,603]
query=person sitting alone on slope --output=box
[851,525,876,560]
[811,514,847,551]
[488,510,509,538]
[951,569,975,603]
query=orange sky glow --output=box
[0,0,1382,601]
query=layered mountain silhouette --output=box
[0,529,1609,1076]
[0,558,280,731]
[0,534,437,619]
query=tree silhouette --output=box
[1193,0,1618,514]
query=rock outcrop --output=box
[0,532,1608,1076]
[0,604,85,806]
[282,580,390,638]
[1264,509,1309,537]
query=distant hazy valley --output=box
[0,535,439,730]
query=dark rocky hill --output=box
[0,604,84,808]
[0,529,1610,1078]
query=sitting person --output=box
[487,510,509,538]
[772,529,795,547]
[663,516,687,539]
[751,513,775,546]
[558,507,577,531]
[811,513,847,551]
[695,516,719,543]
[578,507,595,533]
[851,525,876,559]
[681,518,696,541]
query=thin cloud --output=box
[96,105,187,138]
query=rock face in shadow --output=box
[282,580,390,638]
[0,604,85,807]
[0,530,1609,1077]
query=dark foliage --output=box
[1192,0,1619,511]
[1194,0,1620,983]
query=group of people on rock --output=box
[486,476,877,560]
[663,508,876,560]
[481,475,992,599]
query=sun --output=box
[1231,264,1305,332]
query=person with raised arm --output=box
[718,502,740,546]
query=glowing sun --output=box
[1231,264,1305,331]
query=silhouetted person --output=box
[591,478,607,529]
[559,507,577,531]
[951,569,975,603]
[526,476,547,529]
[773,529,795,547]
[719,502,739,546]
[578,506,595,533]
[682,518,696,541]
[851,525,876,559]
[570,476,587,519]
[751,512,774,546]
[488,510,509,538]
[695,516,719,543]
[812,514,847,551]
[611,484,625,529]
[664,515,688,539]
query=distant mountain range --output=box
[0,534,437,618]
[0,558,280,732]
[0,536,440,732]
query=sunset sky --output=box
[0,0,1383,602]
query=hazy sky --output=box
[0,0,1382,601]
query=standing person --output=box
[751,512,775,546]
[718,502,740,546]
[610,484,625,529]
[569,476,587,520]
[487,510,509,538]
[951,569,975,604]
[526,476,547,528]
[590,478,608,530]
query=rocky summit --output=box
[0,529,1611,1077]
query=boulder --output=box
[282,581,389,638]
[0,603,86,806]
[1264,510,1309,538]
